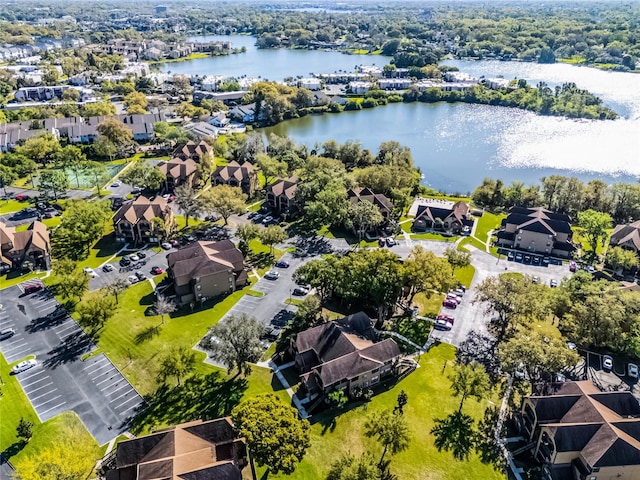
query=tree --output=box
[61,88,80,102]
[174,184,203,227]
[120,161,165,190]
[124,91,148,113]
[456,330,501,381]
[102,277,128,304]
[473,274,549,342]
[55,145,86,188]
[394,390,408,415]
[499,329,580,383]
[75,293,117,331]
[200,313,264,376]
[172,74,192,95]
[152,295,176,325]
[201,185,247,225]
[81,101,116,117]
[347,201,384,240]
[431,411,475,460]
[92,135,117,160]
[15,133,60,167]
[157,346,196,386]
[444,247,471,276]
[38,169,69,200]
[578,209,613,254]
[197,152,215,183]
[200,98,227,114]
[235,223,260,255]
[364,410,410,466]
[56,270,89,301]
[258,225,287,254]
[328,389,348,408]
[0,165,17,196]
[16,417,33,442]
[605,246,639,271]
[82,161,109,195]
[13,440,97,480]
[97,117,134,157]
[135,76,155,94]
[52,199,111,260]
[326,453,383,480]
[449,362,490,412]
[256,153,288,184]
[232,394,311,475]
[402,246,455,302]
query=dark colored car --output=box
[137,251,147,259]
[24,283,43,294]
[442,299,457,309]
[135,271,146,281]
[275,260,290,268]
[151,266,164,275]
[119,257,131,267]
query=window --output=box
[372,368,379,373]
[371,376,379,384]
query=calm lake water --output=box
[177,36,639,193]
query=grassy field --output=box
[413,292,445,317]
[0,199,25,214]
[455,264,476,288]
[258,344,504,480]
[474,212,506,245]
[0,270,46,289]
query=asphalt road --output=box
[0,282,144,445]
[88,247,170,291]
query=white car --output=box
[629,363,639,379]
[83,267,98,278]
[264,270,279,280]
[127,274,139,284]
[111,181,121,188]
[446,294,462,304]
[161,242,172,250]
[129,254,140,262]
[12,359,36,374]
[603,355,613,371]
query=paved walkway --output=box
[267,360,309,419]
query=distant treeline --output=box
[472,176,640,223]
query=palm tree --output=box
[431,411,475,460]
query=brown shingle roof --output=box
[167,240,244,284]
[610,220,640,252]
[159,158,198,180]
[212,161,254,183]
[113,196,169,227]
[0,220,50,255]
[347,187,393,214]
[172,141,212,160]
[269,176,299,200]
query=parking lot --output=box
[0,283,144,444]
[89,247,170,291]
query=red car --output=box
[15,194,30,201]
[442,299,457,309]
[151,266,164,275]
[435,315,455,330]
[23,283,43,294]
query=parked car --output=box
[0,328,16,340]
[151,266,163,275]
[275,260,290,268]
[586,265,596,273]
[129,254,140,262]
[452,288,465,297]
[83,267,98,278]
[11,359,37,374]
[111,181,121,187]
[603,355,613,371]
[161,242,172,250]
[137,251,147,259]
[262,215,274,225]
[532,275,539,284]
[532,256,541,265]
[446,293,462,304]
[127,275,139,284]
[46,307,67,322]
[170,239,180,247]
[386,237,397,247]
[628,363,639,379]
[23,283,43,294]
[507,251,515,260]
[102,264,115,272]
[253,214,264,223]
[293,286,310,296]
[264,271,280,280]
[135,271,146,281]
[120,257,132,266]
[43,211,57,218]
[523,255,531,263]
[378,237,386,247]
[261,325,282,341]
[569,260,577,272]
[15,194,30,201]
[542,257,550,265]
[434,315,454,330]
[550,279,558,288]
[515,253,523,262]
[442,299,457,309]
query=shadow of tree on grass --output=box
[0,440,27,465]
[134,325,161,345]
[129,371,248,435]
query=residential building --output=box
[291,312,402,402]
[166,240,247,306]
[347,187,394,220]
[14,85,95,103]
[299,78,322,91]
[0,127,58,152]
[184,121,219,139]
[348,81,373,94]
[67,113,165,144]
[266,176,299,217]
[228,103,256,123]
[518,381,640,480]
[0,221,51,270]
[105,417,247,480]
[609,220,640,254]
[112,195,174,245]
[496,207,576,258]
[411,198,473,234]
[172,140,213,162]
[211,161,258,196]
[378,78,413,90]
[158,158,199,192]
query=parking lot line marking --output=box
[100,379,122,391]
[90,368,117,380]
[20,372,51,388]
[109,388,135,403]
[33,394,62,409]
[2,341,29,352]
[85,361,112,374]
[38,401,66,416]
[115,395,141,410]
[120,403,144,416]
[54,323,77,334]
[30,389,59,402]
[18,371,49,383]
[95,371,119,385]
[24,382,54,395]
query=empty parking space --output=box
[0,284,145,444]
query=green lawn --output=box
[475,212,506,245]
[258,344,504,480]
[413,292,445,317]
[573,226,614,255]
[15,216,61,232]
[411,232,458,242]
[0,270,46,289]
[0,199,25,214]
[454,264,476,288]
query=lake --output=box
[175,36,639,193]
